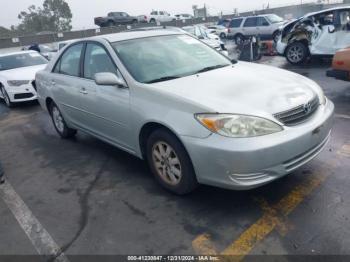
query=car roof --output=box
[0,50,37,58]
[89,30,183,43]
[305,5,350,17]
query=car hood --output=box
[148,62,317,119]
[0,64,47,80]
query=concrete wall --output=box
[0,2,347,49]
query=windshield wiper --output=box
[194,64,229,74]
[145,75,181,84]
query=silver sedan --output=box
[36,30,334,194]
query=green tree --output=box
[15,0,72,33]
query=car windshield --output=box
[0,53,47,71]
[266,14,284,24]
[112,35,231,84]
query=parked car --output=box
[182,25,226,53]
[207,25,229,39]
[94,12,138,27]
[36,30,333,194]
[327,47,350,81]
[228,14,284,44]
[137,15,149,23]
[148,10,176,23]
[175,14,194,20]
[22,44,58,60]
[0,51,48,107]
[276,6,350,65]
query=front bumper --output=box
[181,100,334,190]
[326,69,349,81]
[6,83,37,103]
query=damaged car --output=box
[276,6,350,65]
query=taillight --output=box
[144,16,147,19]
[336,61,345,66]
[228,28,231,33]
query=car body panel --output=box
[327,47,350,81]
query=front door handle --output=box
[79,87,88,95]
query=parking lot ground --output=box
[0,56,349,260]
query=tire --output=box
[49,101,77,139]
[150,18,156,23]
[220,32,226,39]
[234,34,244,45]
[146,128,198,195]
[1,86,14,108]
[285,42,309,65]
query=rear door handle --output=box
[79,87,88,95]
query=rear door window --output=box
[244,17,258,27]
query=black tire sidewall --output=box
[1,87,13,107]
[146,129,198,195]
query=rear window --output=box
[229,19,243,28]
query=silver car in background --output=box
[36,30,334,195]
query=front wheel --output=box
[49,102,77,139]
[1,86,13,108]
[220,32,226,39]
[146,129,198,195]
[285,42,309,65]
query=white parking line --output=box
[0,182,69,262]
[335,114,350,120]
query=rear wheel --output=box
[286,42,309,65]
[220,32,226,39]
[1,86,13,108]
[146,129,198,195]
[49,102,77,139]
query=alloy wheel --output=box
[287,45,304,64]
[152,141,182,186]
[52,106,65,134]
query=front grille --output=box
[274,96,319,126]
[14,93,34,99]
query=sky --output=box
[0,0,315,30]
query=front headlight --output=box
[195,114,283,138]
[7,80,30,86]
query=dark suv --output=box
[94,12,138,27]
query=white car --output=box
[182,25,227,55]
[276,6,350,65]
[207,25,229,39]
[148,10,176,23]
[0,51,47,107]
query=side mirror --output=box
[263,22,269,26]
[94,72,126,87]
[328,25,336,33]
[198,35,205,40]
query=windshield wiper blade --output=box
[195,64,228,74]
[145,76,181,84]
